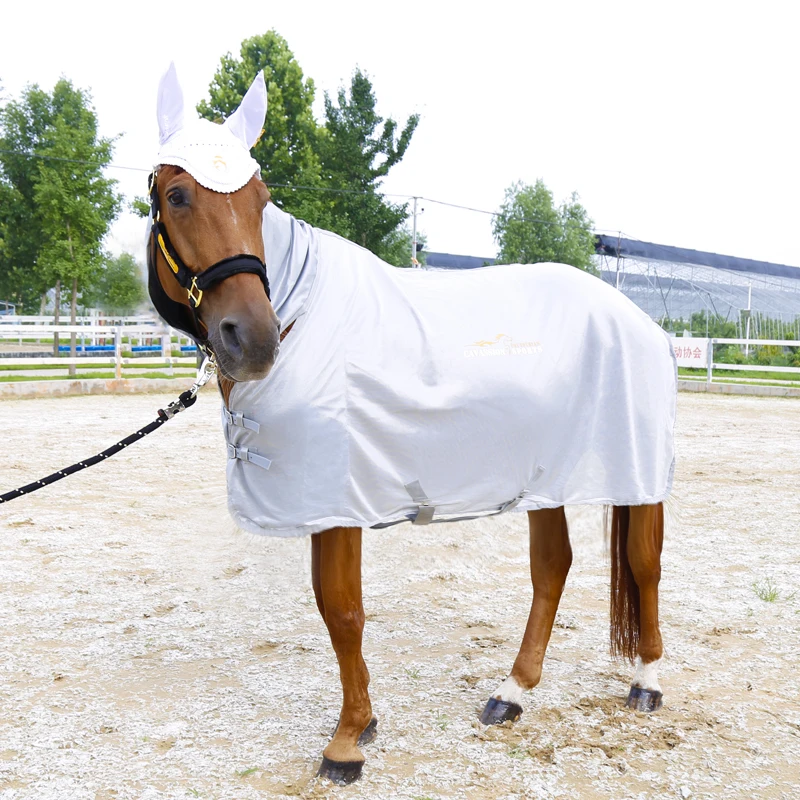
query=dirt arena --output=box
[1,390,798,799]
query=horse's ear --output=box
[224,71,267,150]
[157,62,184,145]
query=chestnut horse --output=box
[144,62,671,784]
[146,165,667,784]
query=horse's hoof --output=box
[479,697,523,725]
[317,755,363,785]
[626,686,663,713]
[358,716,378,746]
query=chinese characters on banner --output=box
[670,337,710,368]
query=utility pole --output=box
[615,231,622,289]
[743,282,752,357]
[411,196,419,267]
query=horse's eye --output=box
[167,190,185,207]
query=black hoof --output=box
[317,755,363,785]
[358,716,378,746]
[480,697,523,725]
[626,686,663,713]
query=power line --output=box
[0,146,611,233]
[0,147,148,173]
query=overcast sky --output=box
[2,1,798,267]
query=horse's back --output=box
[227,236,676,537]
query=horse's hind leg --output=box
[480,506,572,724]
[611,503,665,712]
[311,527,375,784]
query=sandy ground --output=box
[0,391,798,800]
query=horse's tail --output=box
[608,505,639,662]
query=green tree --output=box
[0,80,120,321]
[492,179,596,272]
[380,226,427,268]
[82,252,146,315]
[0,79,121,367]
[197,31,331,226]
[198,34,420,261]
[0,84,55,310]
[319,68,419,260]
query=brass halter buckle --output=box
[187,277,204,308]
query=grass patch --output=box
[0,372,116,383]
[0,362,115,372]
[508,743,530,759]
[404,666,420,680]
[0,371,193,383]
[236,767,259,778]
[680,367,800,382]
[752,577,780,602]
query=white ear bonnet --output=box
[155,63,267,193]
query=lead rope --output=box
[0,356,217,505]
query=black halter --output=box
[146,169,270,346]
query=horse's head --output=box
[146,64,279,382]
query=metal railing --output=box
[0,320,197,381]
[699,338,800,384]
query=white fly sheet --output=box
[148,65,676,538]
[223,203,677,538]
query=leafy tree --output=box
[198,34,420,261]
[381,226,427,268]
[0,80,121,369]
[197,31,331,226]
[82,252,145,315]
[492,179,596,272]
[0,84,56,310]
[319,68,419,260]
[0,80,121,327]
[690,311,737,338]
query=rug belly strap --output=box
[404,480,435,525]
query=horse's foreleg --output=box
[625,503,664,712]
[480,506,572,724]
[313,527,374,785]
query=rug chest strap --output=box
[227,443,272,471]
[224,409,261,433]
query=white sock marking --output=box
[632,656,662,693]
[492,675,524,706]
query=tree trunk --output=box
[65,220,77,376]
[69,276,78,377]
[52,280,61,357]
[39,293,47,345]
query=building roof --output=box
[594,235,800,281]
[422,252,496,269]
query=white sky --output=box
[2,0,799,266]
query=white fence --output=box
[0,318,197,380]
[670,336,800,383]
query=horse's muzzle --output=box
[211,315,280,382]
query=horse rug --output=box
[223,204,677,538]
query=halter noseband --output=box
[146,169,271,345]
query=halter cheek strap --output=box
[147,169,271,342]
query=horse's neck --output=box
[218,204,314,407]
[261,201,317,330]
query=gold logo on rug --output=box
[464,334,542,358]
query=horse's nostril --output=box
[220,318,243,360]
